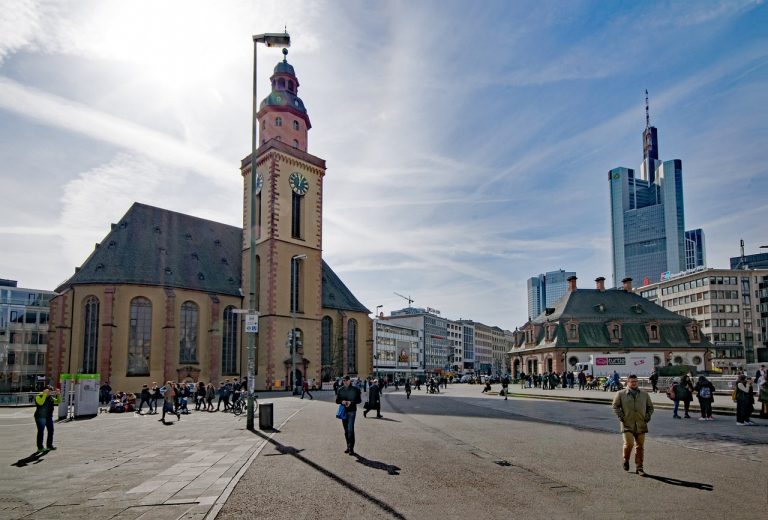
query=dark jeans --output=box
[698,398,713,418]
[138,397,150,412]
[341,411,357,450]
[36,416,54,450]
[301,389,313,399]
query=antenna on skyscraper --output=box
[645,89,650,130]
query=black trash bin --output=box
[258,403,273,430]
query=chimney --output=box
[567,275,577,292]
[622,277,633,292]
[595,277,606,291]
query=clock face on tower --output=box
[289,172,309,195]
[254,171,263,194]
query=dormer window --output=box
[650,325,658,340]
[608,321,622,343]
[566,320,579,342]
[691,325,699,341]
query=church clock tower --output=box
[241,49,325,390]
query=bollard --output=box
[258,403,273,430]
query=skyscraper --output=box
[685,228,706,270]
[527,269,576,319]
[609,92,696,288]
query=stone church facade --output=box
[47,51,371,392]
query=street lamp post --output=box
[290,254,307,395]
[247,31,290,431]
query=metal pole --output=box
[246,38,259,431]
[291,262,297,394]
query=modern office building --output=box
[446,320,464,373]
[0,279,55,392]
[460,321,475,373]
[637,268,768,368]
[758,274,768,362]
[731,251,768,270]
[372,319,422,382]
[527,269,576,319]
[385,308,449,376]
[609,97,704,288]
[685,229,706,270]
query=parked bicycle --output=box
[232,393,257,416]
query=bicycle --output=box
[232,393,257,416]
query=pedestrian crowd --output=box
[98,378,249,424]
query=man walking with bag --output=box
[611,374,654,476]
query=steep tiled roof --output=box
[532,288,687,324]
[524,288,710,349]
[321,260,370,314]
[56,203,243,296]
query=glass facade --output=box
[373,320,421,380]
[610,129,692,288]
[0,281,54,392]
[527,270,575,319]
[685,228,706,270]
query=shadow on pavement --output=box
[249,429,406,519]
[12,452,45,467]
[365,416,400,423]
[643,473,714,491]
[354,454,401,475]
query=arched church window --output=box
[127,297,152,376]
[82,296,100,373]
[293,139,299,148]
[347,319,358,373]
[278,78,285,89]
[275,117,282,127]
[222,306,238,375]
[288,80,295,92]
[179,301,199,363]
[291,192,303,239]
[292,120,299,130]
[322,316,333,366]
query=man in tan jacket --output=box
[611,374,654,476]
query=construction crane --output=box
[394,292,414,307]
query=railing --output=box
[0,392,39,407]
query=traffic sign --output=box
[245,312,259,333]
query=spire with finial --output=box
[642,89,658,162]
[645,89,650,130]
[282,47,288,62]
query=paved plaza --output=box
[0,385,765,520]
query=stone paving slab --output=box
[0,393,302,520]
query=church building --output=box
[47,50,371,392]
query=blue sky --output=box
[1,0,766,329]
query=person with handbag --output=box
[160,381,180,424]
[335,375,362,455]
[364,379,382,418]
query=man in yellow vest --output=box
[34,385,57,454]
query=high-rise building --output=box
[685,229,706,270]
[609,94,704,288]
[527,269,576,318]
[0,279,54,392]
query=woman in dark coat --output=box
[693,376,715,420]
[676,374,694,418]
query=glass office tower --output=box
[685,229,706,270]
[610,119,687,288]
[527,269,575,319]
